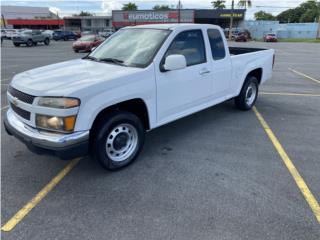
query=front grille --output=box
[8,85,35,104]
[10,103,31,120]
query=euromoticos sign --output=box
[112,10,194,28]
[125,12,170,21]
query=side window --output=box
[165,30,206,66]
[207,29,226,60]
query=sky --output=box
[1,0,310,19]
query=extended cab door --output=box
[155,29,213,124]
[207,29,232,97]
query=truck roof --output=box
[124,23,219,30]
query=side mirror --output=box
[163,54,187,71]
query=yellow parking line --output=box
[253,107,320,224]
[289,68,320,84]
[260,92,320,97]
[1,157,81,232]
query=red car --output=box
[72,35,105,52]
[264,33,278,42]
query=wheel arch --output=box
[90,98,151,135]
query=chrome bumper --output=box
[4,109,89,150]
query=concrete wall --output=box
[242,20,319,39]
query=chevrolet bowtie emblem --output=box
[12,97,18,106]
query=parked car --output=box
[81,31,93,36]
[264,33,278,42]
[42,30,54,39]
[98,29,114,38]
[53,30,77,41]
[72,35,105,52]
[4,24,275,170]
[5,29,19,39]
[234,32,248,42]
[12,30,50,47]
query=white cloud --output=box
[101,0,123,15]
[49,6,61,15]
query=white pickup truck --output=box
[5,24,275,170]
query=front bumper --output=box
[4,109,89,160]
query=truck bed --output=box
[229,47,268,55]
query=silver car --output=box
[12,30,50,47]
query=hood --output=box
[11,59,144,97]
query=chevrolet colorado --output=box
[4,24,275,170]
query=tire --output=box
[92,111,145,170]
[44,38,50,45]
[26,39,33,47]
[74,49,79,53]
[234,76,259,111]
[63,36,68,41]
[33,42,37,46]
[13,43,20,47]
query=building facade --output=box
[1,5,63,29]
[112,9,245,30]
[64,16,112,33]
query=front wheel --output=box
[234,76,259,111]
[26,39,33,47]
[92,111,145,170]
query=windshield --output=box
[79,35,95,41]
[21,30,32,35]
[268,34,276,36]
[89,28,171,68]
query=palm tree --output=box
[211,1,226,9]
[237,0,252,9]
[228,0,252,40]
[122,2,138,11]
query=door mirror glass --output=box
[163,54,187,71]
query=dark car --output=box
[235,32,249,42]
[72,35,105,52]
[264,33,278,42]
[53,30,77,41]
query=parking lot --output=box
[1,39,320,239]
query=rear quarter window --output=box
[207,29,226,60]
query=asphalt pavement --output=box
[1,39,320,240]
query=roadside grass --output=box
[254,38,320,43]
[278,38,320,43]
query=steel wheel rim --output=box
[106,123,138,162]
[245,82,257,106]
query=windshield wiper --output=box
[98,58,127,67]
[83,55,99,61]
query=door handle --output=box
[199,69,211,75]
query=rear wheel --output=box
[92,111,145,170]
[33,42,37,46]
[44,38,50,45]
[26,39,33,47]
[13,43,20,47]
[63,36,68,41]
[235,76,259,111]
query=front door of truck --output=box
[156,29,212,124]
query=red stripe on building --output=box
[7,19,64,26]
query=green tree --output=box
[122,2,138,11]
[73,11,93,16]
[254,11,275,21]
[211,1,226,9]
[153,5,171,10]
[276,0,320,23]
[237,0,252,9]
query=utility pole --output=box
[177,0,181,23]
[228,0,234,40]
[317,15,320,39]
[1,14,6,29]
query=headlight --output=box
[36,114,76,132]
[38,97,80,109]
